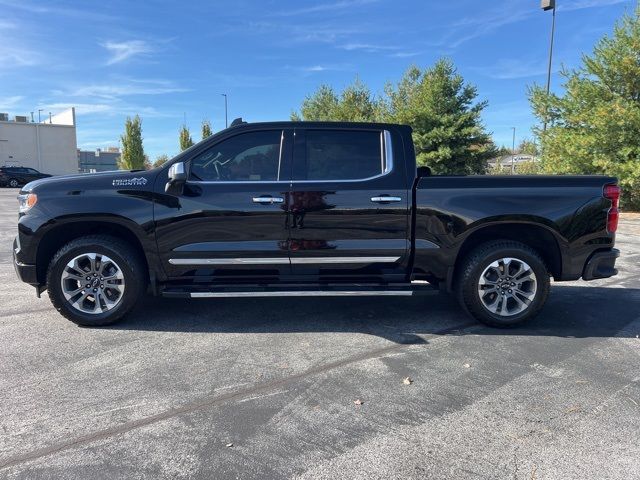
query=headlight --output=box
[18,193,38,213]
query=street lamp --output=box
[221,93,228,128]
[37,109,43,123]
[542,0,556,131]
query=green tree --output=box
[292,59,495,175]
[291,79,383,122]
[385,60,496,175]
[517,139,539,156]
[530,4,640,209]
[515,160,541,175]
[201,120,213,140]
[179,125,194,151]
[118,115,145,170]
[153,154,170,168]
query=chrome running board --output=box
[189,290,414,298]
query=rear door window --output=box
[293,130,384,181]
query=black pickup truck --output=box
[13,120,621,327]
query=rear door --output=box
[154,128,293,282]
[288,127,410,282]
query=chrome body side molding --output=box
[168,256,401,265]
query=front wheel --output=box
[456,240,550,328]
[46,235,146,326]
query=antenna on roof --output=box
[229,117,246,127]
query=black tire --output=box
[8,178,19,188]
[46,235,146,326]
[456,240,550,328]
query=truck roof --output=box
[226,118,411,131]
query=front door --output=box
[154,128,292,282]
[288,127,410,282]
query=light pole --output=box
[221,93,228,128]
[542,0,556,131]
[511,127,517,175]
[37,109,43,123]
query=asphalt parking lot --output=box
[0,187,638,479]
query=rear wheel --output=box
[8,178,19,188]
[46,235,145,326]
[456,240,550,327]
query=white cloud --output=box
[304,65,328,72]
[63,80,188,99]
[475,59,548,80]
[102,40,154,65]
[0,0,117,21]
[272,0,379,17]
[0,19,17,29]
[340,43,399,52]
[0,45,40,67]
[0,95,24,109]
[291,64,353,74]
[561,0,629,11]
[391,51,422,58]
[444,0,631,49]
[45,103,113,115]
[43,102,174,119]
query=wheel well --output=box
[455,223,563,280]
[36,222,149,284]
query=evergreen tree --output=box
[291,79,382,122]
[518,139,539,157]
[118,115,145,170]
[385,60,495,175]
[201,120,213,140]
[292,60,495,175]
[530,4,640,209]
[179,125,194,151]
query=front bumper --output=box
[13,237,39,286]
[582,248,620,281]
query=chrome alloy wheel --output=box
[477,257,537,317]
[60,253,125,314]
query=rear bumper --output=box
[582,248,619,281]
[13,237,39,286]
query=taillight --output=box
[604,183,621,233]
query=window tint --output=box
[295,130,383,181]
[190,130,282,182]
[26,168,38,174]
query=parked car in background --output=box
[0,167,51,188]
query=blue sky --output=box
[0,0,635,160]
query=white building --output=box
[0,108,79,175]
[487,154,539,171]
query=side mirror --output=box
[165,162,187,193]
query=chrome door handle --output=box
[252,196,284,204]
[371,196,402,203]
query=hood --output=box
[21,169,157,193]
